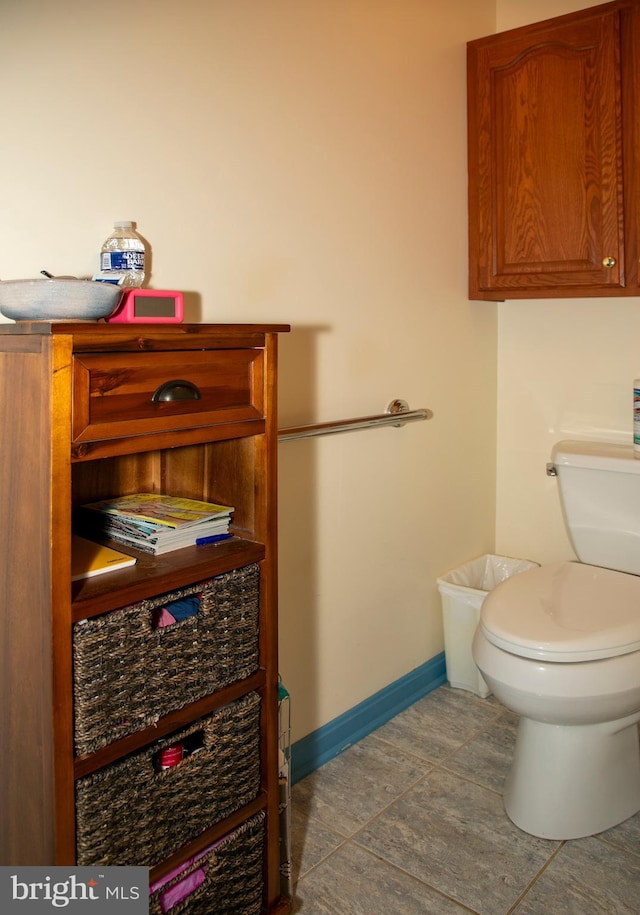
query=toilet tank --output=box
[551,440,640,575]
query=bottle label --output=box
[634,386,640,451]
[101,251,145,272]
[158,743,183,769]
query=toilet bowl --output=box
[472,440,640,840]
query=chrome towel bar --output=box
[278,399,433,442]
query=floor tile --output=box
[291,733,432,837]
[443,709,518,792]
[290,803,345,882]
[292,843,473,915]
[355,768,558,913]
[373,685,502,764]
[290,686,640,913]
[513,835,640,913]
[595,805,640,859]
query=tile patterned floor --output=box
[290,686,640,914]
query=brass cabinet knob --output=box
[602,256,617,268]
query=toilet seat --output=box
[480,561,640,662]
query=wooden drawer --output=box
[72,348,263,442]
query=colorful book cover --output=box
[71,536,136,581]
[82,493,234,529]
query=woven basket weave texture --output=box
[73,563,260,755]
[148,812,265,915]
[75,691,261,866]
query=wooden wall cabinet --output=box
[0,323,290,914]
[468,0,640,300]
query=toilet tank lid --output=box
[552,440,640,473]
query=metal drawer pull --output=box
[152,379,202,403]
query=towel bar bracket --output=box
[387,398,411,426]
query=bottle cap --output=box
[114,221,133,228]
[158,743,183,769]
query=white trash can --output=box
[437,554,539,698]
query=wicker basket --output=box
[148,812,265,915]
[73,563,260,755]
[76,691,261,867]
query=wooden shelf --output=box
[71,536,265,621]
[0,324,290,912]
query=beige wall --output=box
[493,0,635,570]
[4,0,622,747]
[1,0,497,745]
[497,0,603,30]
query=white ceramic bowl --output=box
[0,279,123,321]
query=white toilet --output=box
[472,439,640,840]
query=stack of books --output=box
[80,493,234,555]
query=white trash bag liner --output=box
[437,554,539,698]
[438,554,538,601]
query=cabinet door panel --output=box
[469,10,624,297]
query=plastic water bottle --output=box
[99,221,146,287]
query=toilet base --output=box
[504,715,640,840]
